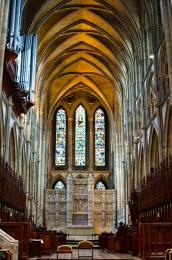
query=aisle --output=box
[29,248,141,259]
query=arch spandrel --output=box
[47,75,116,122]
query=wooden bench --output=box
[56,245,73,259]
[77,240,94,259]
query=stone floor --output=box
[29,249,141,259]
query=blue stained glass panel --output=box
[75,105,86,166]
[95,108,105,166]
[55,109,66,166]
[54,180,65,190]
[95,181,106,190]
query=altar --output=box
[45,173,116,234]
[66,225,94,237]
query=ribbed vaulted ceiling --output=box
[22,0,141,117]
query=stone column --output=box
[66,174,73,226]
[87,174,94,226]
[0,1,5,32]
[40,133,47,226]
[0,0,10,94]
[167,0,172,41]
[68,118,73,170]
[35,159,40,225]
[133,80,140,190]
[140,60,149,177]
[17,124,24,177]
[4,97,12,162]
[150,28,164,162]
[162,0,172,104]
[25,140,31,219]
[30,151,36,222]
[89,118,94,171]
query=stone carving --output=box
[45,175,116,231]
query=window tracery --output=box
[95,108,105,166]
[95,181,106,190]
[75,105,86,166]
[55,108,66,166]
[54,105,108,170]
[54,180,65,191]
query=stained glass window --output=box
[95,181,106,190]
[95,108,105,166]
[75,105,86,166]
[55,108,66,166]
[54,180,65,190]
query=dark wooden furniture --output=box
[29,239,42,257]
[107,234,120,253]
[36,230,67,254]
[138,155,172,223]
[0,156,26,222]
[139,223,172,259]
[0,222,32,260]
[98,232,113,250]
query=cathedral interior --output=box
[0,0,172,259]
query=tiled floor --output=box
[29,249,141,259]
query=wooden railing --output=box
[0,156,26,222]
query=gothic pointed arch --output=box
[149,127,159,169]
[53,179,66,191]
[94,174,109,189]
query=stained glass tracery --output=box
[54,180,65,190]
[95,108,105,166]
[95,181,106,190]
[55,108,66,166]
[75,105,86,166]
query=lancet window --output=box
[55,108,66,166]
[95,108,105,166]
[75,105,86,166]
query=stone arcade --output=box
[0,0,172,259]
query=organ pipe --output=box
[6,0,37,102]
